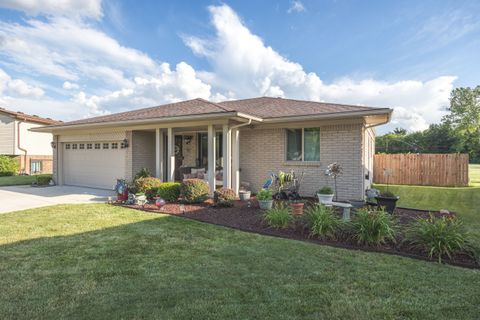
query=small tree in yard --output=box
[325,162,343,201]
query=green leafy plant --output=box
[405,214,474,263]
[35,174,52,186]
[317,186,333,195]
[181,179,210,203]
[135,168,151,180]
[256,188,272,201]
[0,155,19,176]
[134,177,163,194]
[306,204,341,239]
[155,182,181,202]
[263,203,292,229]
[214,188,237,207]
[350,208,396,245]
[379,190,396,198]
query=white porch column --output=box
[207,124,216,192]
[231,128,240,194]
[222,124,231,189]
[155,129,165,180]
[167,127,175,182]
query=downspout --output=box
[228,118,252,194]
[230,118,252,130]
[17,118,28,174]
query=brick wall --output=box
[239,123,365,200]
[131,131,155,179]
[14,155,53,174]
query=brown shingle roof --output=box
[0,107,61,125]
[61,98,232,126]
[218,97,384,119]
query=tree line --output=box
[376,86,480,163]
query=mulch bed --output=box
[119,198,478,269]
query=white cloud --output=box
[74,62,212,116]
[0,0,103,19]
[184,4,456,132]
[63,81,79,90]
[288,1,306,13]
[7,79,44,98]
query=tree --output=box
[443,86,480,162]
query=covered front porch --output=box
[131,122,247,194]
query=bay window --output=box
[286,128,320,162]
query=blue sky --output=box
[0,0,479,133]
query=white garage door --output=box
[63,141,126,189]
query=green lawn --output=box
[470,164,480,186]
[0,175,37,186]
[1,204,479,319]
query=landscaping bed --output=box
[120,198,479,269]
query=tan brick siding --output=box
[131,131,156,179]
[182,134,197,167]
[239,124,365,200]
[14,155,53,174]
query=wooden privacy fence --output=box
[373,153,469,187]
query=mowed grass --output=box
[470,164,480,186]
[0,175,37,186]
[1,204,479,319]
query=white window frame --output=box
[285,128,320,162]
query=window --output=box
[103,143,109,149]
[87,143,92,149]
[286,128,320,162]
[30,160,42,173]
[72,144,78,150]
[94,143,101,149]
[197,132,223,168]
[65,144,71,150]
[111,142,118,149]
[79,143,85,149]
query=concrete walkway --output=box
[0,185,115,213]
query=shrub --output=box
[135,168,151,180]
[405,215,474,263]
[155,182,181,202]
[214,188,236,207]
[379,190,396,198]
[181,179,210,203]
[134,177,162,194]
[0,155,19,176]
[263,203,292,229]
[256,188,272,201]
[306,204,341,239]
[317,186,333,194]
[350,208,396,245]
[35,174,52,186]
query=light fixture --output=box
[184,135,193,144]
[50,141,56,149]
[121,138,129,148]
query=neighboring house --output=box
[33,97,392,200]
[0,107,61,174]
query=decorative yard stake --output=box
[325,163,343,201]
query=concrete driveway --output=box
[0,185,115,213]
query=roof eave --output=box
[260,108,393,123]
[30,111,261,133]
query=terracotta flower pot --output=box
[290,202,305,216]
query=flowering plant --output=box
[325,162,343,201]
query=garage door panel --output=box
[63,143,125,189]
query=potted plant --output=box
[317,186,334,204]
[256,188,273,210]
[290,200,305,216]
[239,189,251,201]
[325,162,343,201]
[375,190,399,214]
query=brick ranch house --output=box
[33,97,392,200]
[0,107,61,174]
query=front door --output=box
[174,135,183,180]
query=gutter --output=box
[261,108,393,123]
[17,119,28,174]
